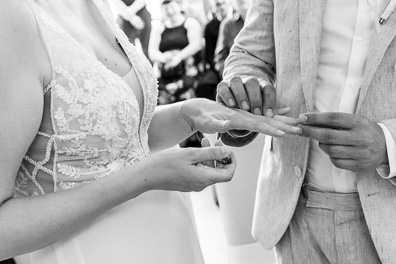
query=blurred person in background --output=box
[205,0,230,74]
[181,0,208,27]
[215,0,249,76]
[113,0,152,59]
[195,0,230,101]
[149,0,203,147]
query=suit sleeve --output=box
[377,121,396,185]
[222,0,276,84]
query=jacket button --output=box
[294,166,302,178]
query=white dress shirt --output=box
[306,0,396,193]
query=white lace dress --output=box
[14,0,205,263]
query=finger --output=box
[200,137,214,168]
[217,82,236,107]
[276,107,292,116]
[330,157,357,171]
[318,143,358,159]
[299,112,360,130]
[229,77,250,111]
[237,111,302,136]
[232,110,302,136]
[273,114,305,127]
[214,140,233,167]
[299,125,353,145]
[194,147,236,183]
[262,85,277,117]
[189,146,233,163]
[261,116,303,135]
[244,78,263,115]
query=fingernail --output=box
[242,101,250,110]
[228,98,235,107]
[266,109,273,117]
[278,130,286,136]
[299,114,308,122]
[294,127,303,134]
[253,108,262,115]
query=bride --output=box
[0,0,302,263]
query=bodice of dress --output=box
[16,0,158,196]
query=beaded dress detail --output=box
[16,0,158,196]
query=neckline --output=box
[29,0,146,128]
[32,0,133,79]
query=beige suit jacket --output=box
[223,0,396,262]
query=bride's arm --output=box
[148,98,304,152]
[148,102,198,152]
[0,2,236,260]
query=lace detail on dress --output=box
[17,0,159,196]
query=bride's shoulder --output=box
[0,0,36,28]
[0,0,51,92]
[0,0,40,50]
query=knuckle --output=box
[323,130,333,143]
[328,145,338,155]
[327,113,341,125]
[244,77,259,87]
[230,76,242,85]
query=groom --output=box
[217,0,396,263]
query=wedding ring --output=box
[226,129,252,138]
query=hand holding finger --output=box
[217,81,236,107]
[232,109,303,136]
[244,77,263,115]
[229,77,251,111]
[299,112,360,129]
[299,125,352,145]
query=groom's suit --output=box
[223,0,396,262]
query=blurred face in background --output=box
[233,0,250,19]
[214,0,229,19]
[161,1,183,21]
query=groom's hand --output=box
[299,112,388,172]
[216,76,277,117]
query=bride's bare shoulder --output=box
[0,0,37,31]
[0,0,51,88]
[0,0,41,51]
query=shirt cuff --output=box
[376,123,396,179]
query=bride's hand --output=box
[181,98,305,137]
[139,145,236,192]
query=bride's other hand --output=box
[141,144,236,192]
[181,98,305,137]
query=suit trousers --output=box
[275,188,381,264]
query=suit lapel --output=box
[299,0,326,112]
[357,0,396,113]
